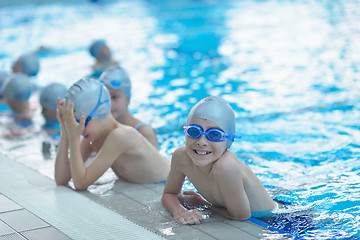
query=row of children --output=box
[1,39,277,224]
[0,40,157,145]
[55,81,277,224]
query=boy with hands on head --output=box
[55,78,169,190]
[162,96,277,224]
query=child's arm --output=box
[162,149,203,225]
[54,99,71,185]
[178,191,212,207]
[138,126,158,150]
[63,100,130,190]
[60,100,89,190]
[54,131,71,185]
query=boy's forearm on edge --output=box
[69,137,88,190]
[162,193,188,216]
[54,136,71,185]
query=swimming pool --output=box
[0,0,359,239]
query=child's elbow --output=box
[230,211,251,221]
[55,178,68,187]
[161,193,168,205]
[73,182,88,191]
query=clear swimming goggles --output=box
[76,83,110,127]
[183,124,241,142]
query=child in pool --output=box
[54,78,170,190]
[39,82,68,132]
[2,73,34,125]
[89,39,119,78]
[12,53,40,77]
[39,83,68,155]
[99,66,158,149]
[162,96,276,224]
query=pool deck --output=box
[0,153,288,240]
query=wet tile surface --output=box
[0,194,71,239]
[0,155,287,240]
[79,179,286,240]
[0,195,23,213]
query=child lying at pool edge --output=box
[162,96,277,224]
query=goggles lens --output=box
[183,124,227,142]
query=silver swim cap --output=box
[187,96,237,148]
[65,78,111,121]
[99,66,132,99]
[40,83,67,110]
[89,39,106,58]
[2,73,32,102]
[19,54,40,77]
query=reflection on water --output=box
[0,0,360,239]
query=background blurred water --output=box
[1,0,360,239]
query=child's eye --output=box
[111,95,121,100]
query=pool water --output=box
[1,0,360,239]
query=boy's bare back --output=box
[84,123,169,183]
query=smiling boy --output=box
[162,96,276,224]
[54,78,169,190]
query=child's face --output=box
[108,88,129,120]
[11,59,22,73]
[81,118,104,142]
[185,118,227,167]
[42,107,57,121]
[98,45,111,61]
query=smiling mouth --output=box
[194,150,210,155]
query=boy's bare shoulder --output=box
[173,146,186,155]
[213,150,241,175]
[172,146,192,166]
[106,125,137,143]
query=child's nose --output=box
[196,134,208,145]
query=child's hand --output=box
[62,100,85,140]
[180,191,211,208]
[174,209,203,225]
[56,98,67,136]
[56,99,65,123]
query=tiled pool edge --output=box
[0,152,288,239]
[0,153,164,240]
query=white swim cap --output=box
[187,96,237,148]
[0,71,9,97]
[99,66,132,99]
[18,54,40,77]
[65,78,111,121]
[40,83,67,110]
[89,39,106,58]
[2,73,32,102]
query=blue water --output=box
[1,0,360,239]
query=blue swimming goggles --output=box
[183,124,241,142]
[76,83,110,127]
